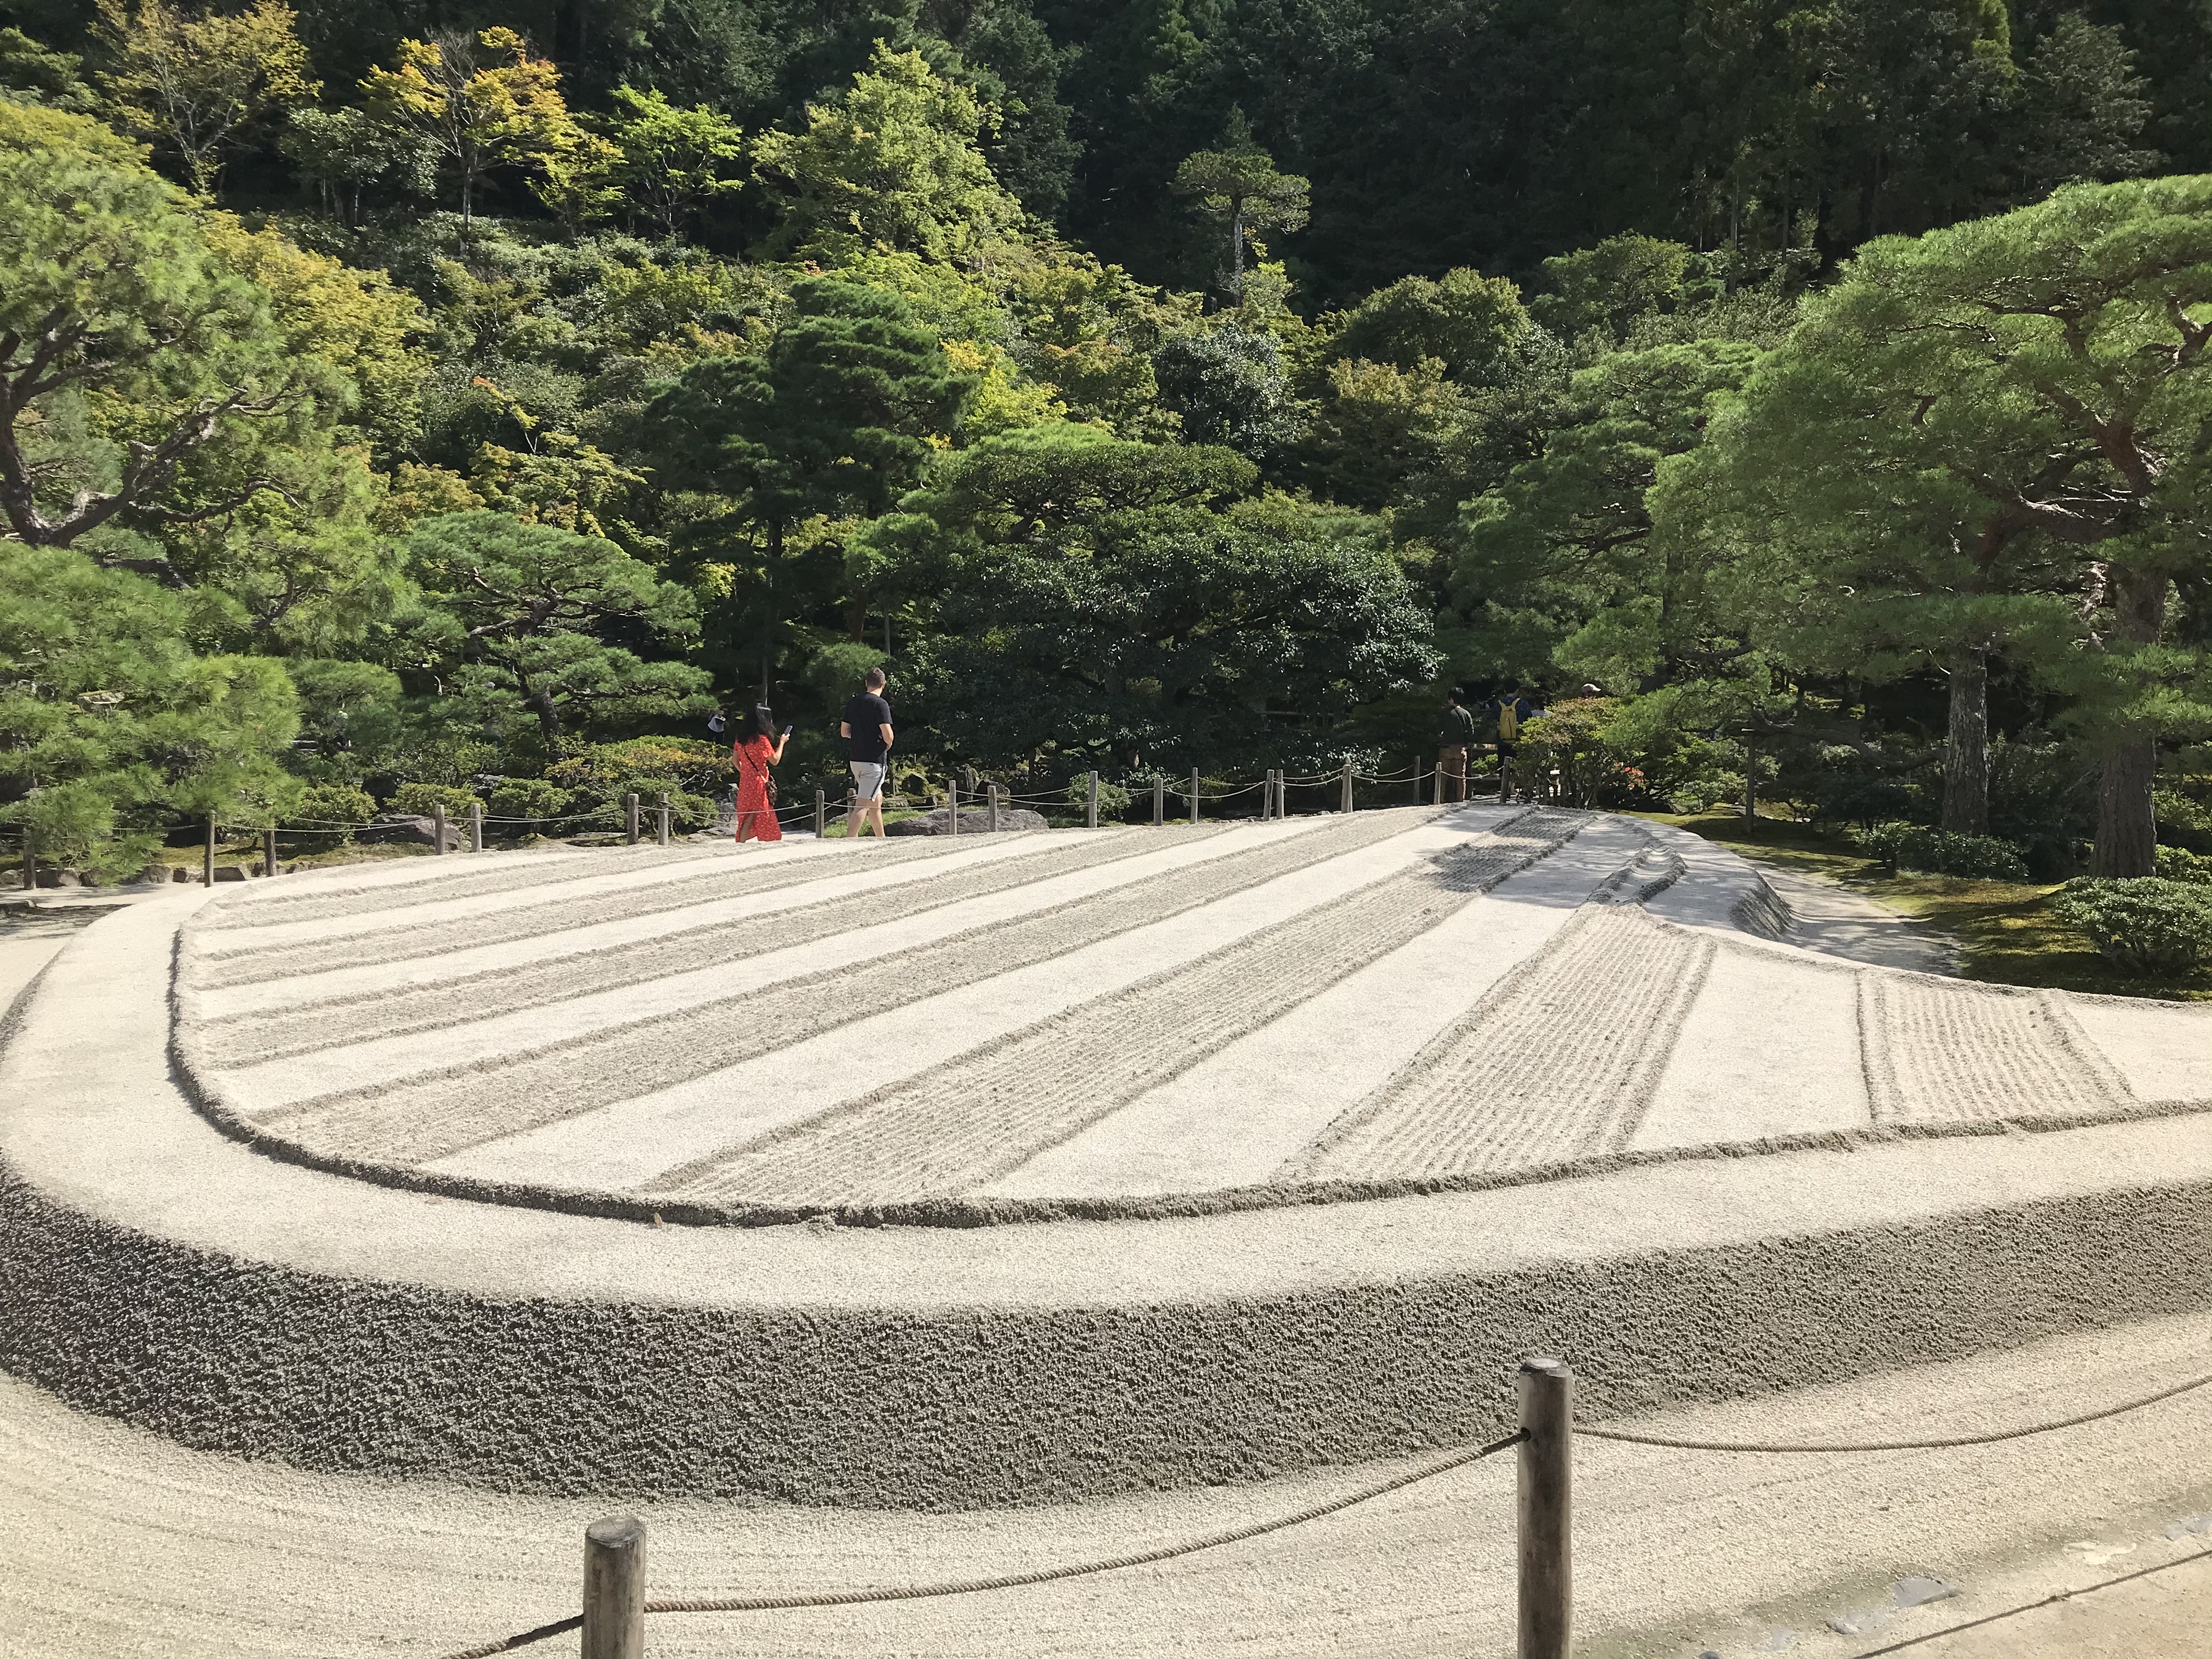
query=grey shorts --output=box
[849,760,886,801]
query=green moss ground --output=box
[1635,810,2212,1003]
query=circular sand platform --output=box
[4,805,2211,1508]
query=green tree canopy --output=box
[0,541,301,876]
[94,0,318,197]
[909,490,1436,775]
[405,510,710,752]
[1171,110,1310,299]
[1325,267,1532,380]
[0,102,357,552]
[1676,176,2212,865]
[751,43,1022,265]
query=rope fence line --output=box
[1575,1366,2212,1454]
[433,1431,1528,1659]
[27,755,1506,886]
[422,1352,2212,1659]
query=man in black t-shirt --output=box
[838,666,895,839]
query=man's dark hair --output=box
[863,666,887,690]
[1447,685,1465,704]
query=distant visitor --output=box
[840,667,895,839]
[1437,686,1477,804]
[732,704,788,843]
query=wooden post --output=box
[657,791,672,847]
[432,803,447,856]
[845,789,855,838]
[947,778,958,837]
[814,789,826,839]
[1517,1357,1573,1659]
[625,792,639,845]
[1190,768,1200,826]
[581,1514,646,1659]
[1341,760,1353,814]
[470,801,484,853]
[1086,770,1099,830]
[20,835,33,894]
[987,782,1000,834]
[1153,776,1165,827]
[204,816,216,886]
[263,825,278,877]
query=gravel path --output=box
[185,837,964,988]
[646,812,1583,1205]
[1862,975,2136,1123]
[3,1311,2209,1658]
[1290,906,1715,1184]
[200,812,1426,1176]
[190,828,1205,1066]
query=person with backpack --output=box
[1491,682,1539,802]
[1436,686,1478,804]
[731,704,788,842]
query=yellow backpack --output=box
[1497,700,1520,742]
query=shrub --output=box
[1854,822,2030,881]
[294,783,377,835]
[2052,878,2212,976]
[391,781,483,819]
[2155,845,2212,885]
[486,778,574,829]
[1063,775,1133,817]
[548,737,732,832]
[2154,786,2212,853]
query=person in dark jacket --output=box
[1436,687,1478,803]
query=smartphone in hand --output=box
[781,725,793,738]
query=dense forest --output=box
[2,0,2209,898]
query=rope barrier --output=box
[183,756,1464,854]
[1576,1368,2212,1453]
[431,1431,1525,1658]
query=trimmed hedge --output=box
[2052,878,2212,976]
[1854,822,2030,882]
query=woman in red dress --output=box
[731,704,787,842]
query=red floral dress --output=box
[732,734,781,842]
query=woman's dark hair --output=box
[742,704,775,741]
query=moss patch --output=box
[1635,811,2212,1003]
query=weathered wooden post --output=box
[1086,770,1099,830]
[432,803,447,856]
[624,792,640,845]
[1189,768,1200,826]
[1518,1357,1573,1659]
[987,782,1001,833]
[470,800,484,853]
[947,777,958,837]
[581,1515,646,1659]
[204,816,216,885]
[814,789,827,839]
[1341,760,1354,814]
[262,824,278,877]
[20,836,35,894]
[657,791,672,847]
[1153,776,1165,827]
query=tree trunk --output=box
[2091,566,2170,877]
[2091,567,2169,876]
[1940,645,1989,836]
[1229,202,1245,298]
[2094,741,2159,877]
[524,684,562,751]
